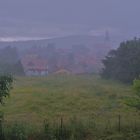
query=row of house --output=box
[21,40,111,76]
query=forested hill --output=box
[0,35,110,50]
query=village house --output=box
[21,55,48,76]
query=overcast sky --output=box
[0,0,140,41]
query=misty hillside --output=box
[0,35,109,50]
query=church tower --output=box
[104,30,112,52]
[105,30,110,42]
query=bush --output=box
[5,123,28,140]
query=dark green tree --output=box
[101,38,140,83]
[0,75,13,104]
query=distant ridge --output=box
[0,35,106,50]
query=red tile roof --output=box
[22,55,48,71]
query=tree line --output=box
[0,46,24,76]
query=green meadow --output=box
[1,74,138,125]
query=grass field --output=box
[0,74,137,125]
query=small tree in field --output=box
[0,75,13,104]
[0,75,13,139]
[125,79,140,110]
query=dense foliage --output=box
[0,75,13,104]
[101,38,140,83]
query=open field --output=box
[0,74,137,125]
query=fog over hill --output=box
[1,0,138,75]
[0,0,140,41]
[0,35,115,50]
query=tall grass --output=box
[0,115,139,140]
[0,75,139,139]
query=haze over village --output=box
[1,1,140,140]
[0,0,139,77]
[0,0,139,76]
